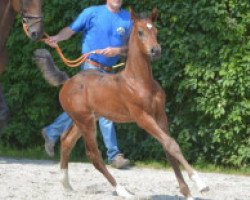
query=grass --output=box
[135,160,250,176]
[0,145,249,176]
[0,144,88,162]
[0,145,51,160]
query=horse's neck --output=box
[0,0,16,50]
[11,0,21,13]
[123,32,154,86]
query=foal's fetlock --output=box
[115,184,134,197]
[186,196,195,200]
[190,171,209,193]
[179,184,191,199]
[60,169,73,191]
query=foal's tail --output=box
[33,49,69,86]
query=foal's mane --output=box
[136,12,150,20]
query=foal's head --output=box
[12,0,44,41]
[130,8,161,60]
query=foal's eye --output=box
[138,30,144,37]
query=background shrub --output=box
[1,0,249,167]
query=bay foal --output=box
[35,8,209,200]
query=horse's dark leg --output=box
[0,48,8,74]
[73,114,133,197]
[133,107,208,197]
[0,83,9,136]
[0,49,10,134]
[153,90,192,198]
[60,124,81,190]
[0,1,16,135]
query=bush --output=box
[1,0,249,167]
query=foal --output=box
[35,8,209,200]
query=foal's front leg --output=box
[153,91,193,197]
[134,109,209,197]
[156,116,193,197]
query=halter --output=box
[20,0,43,34]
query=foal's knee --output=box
[162,137,181,156]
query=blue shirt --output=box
[69,5,132,67]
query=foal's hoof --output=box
[186,197,195,200]
[115,185,134,198]
[190,171,209,193]
[61,179,74,191]
[61,176,73,191]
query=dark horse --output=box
[0,0,43,134]
[34,9,209,199]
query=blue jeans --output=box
[44,62,120,162]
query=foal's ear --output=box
[151,8,158,22]
[129,7,136,22]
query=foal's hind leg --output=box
[73,114,133,197]
[60,124,81,190]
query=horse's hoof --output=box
[61,180,74,191]
[186,197,194,200]
[190,171,209,193]
[61,177,74,191]
[115,184,134,198]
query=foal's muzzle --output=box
[149,46,161,60]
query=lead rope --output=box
[23,23,125,68]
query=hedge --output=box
[1,0,249,167]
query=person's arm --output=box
[45,8,92,48]
[44,27,75,48]
[100,46,128,57]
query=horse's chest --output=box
[133,89,156,110]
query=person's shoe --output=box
[41,129,55,157]
[111,154,130,169]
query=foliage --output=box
[1,0,249,167]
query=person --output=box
[42,0,132,169]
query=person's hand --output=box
[99,47,121,57]
[44,36,59,48]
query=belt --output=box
[86,59,113,73]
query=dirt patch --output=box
[0,158,249,200]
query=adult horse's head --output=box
[130,8,161,60]
[12,0,44,41]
